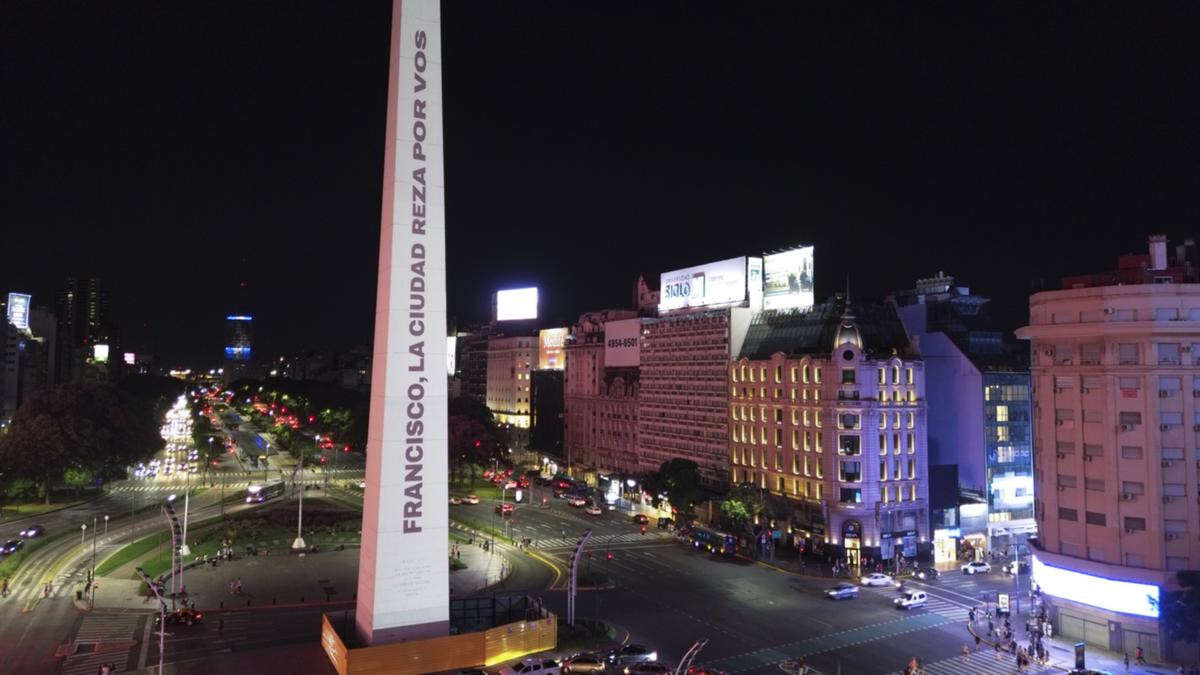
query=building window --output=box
[760,366,766,382]
[840,460,861,482]
[1080,343,1102,365]
[749,366,756,383]
[1056,474,1077,488]
[1083,444,1102,460]
[893,460,901,480]
[1168,557,1189,571]
[775,452,783,471]
[905,367,914,385]
[892,365,900,384]
[1121,480,1145,495]
[1158,343,1181,365]
[878,414,887,430]
[839,435,861,455]
[1155,307,1180,321]
[1085,511,1106,526]
[1117,343,1139,365]
[1123,517,1146,532]
[880,460,887,481]
[841,368,856,384]
[802,364,809,383]
[882,484,889,501]
[1118,411,1142,427]
[815,432,823,453]
[839,413,860,429]
[1164,483,1186,497]
[893,412,901,429]
[775,365,783,383]
[815,457,823,478]
[1058,507,1078,521]
[814,366,822,383]
[906,433,914,454]
[1085,478,1105,491]
[792,429,799,450]
[1161,412,1182,429]
[1120,446,1143,460]
[792,453,800,474]
[892,433,900,455]
[791,366,798,383]
[906,412,915,429]
[839,488,862,504]
[878,368,886,384]
[775,428,783,447]
[878,433,886,455]
[803,455,810,476]
[815,411,822,428]
[907,458,915,479]
[774,408,783,423]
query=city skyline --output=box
[4,2,1197,364]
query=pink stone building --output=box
[1016,235,1200,661]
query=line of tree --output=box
[225,378,368,459]
[0,375,181,503]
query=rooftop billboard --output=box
[763,246,815,310]
[495,287,538,321]
[604,318,641,367]
[658,256,748,313]
[538,328,567,370]
[6,292,31,331]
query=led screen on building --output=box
[6,292,31,331]
[93,344,110,363]
[446,335,457,377]
[604,318,641,367]
[1031,554,1159,618]
[763,246,815,310]
[124,352,136,365]
[538,328,567,370]
[658,256,748,312]
[495,287,538,321]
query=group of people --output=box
[227,577,243,595]
[95,662,118,674]
[902,656,925,674]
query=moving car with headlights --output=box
[962,561,992,575]
[860,572,894,586]
[915,567,939,581]
[560,653,606,673]
[632,514,650,525]
[498,657,561,675]
[585,505,603,516]
[19,524,45,538]
[449,496,463,505]
[607,644,658,666]
[495,502,515,516]
[894,589,928,609]
[1002,560,1030,575]
[464,494,480,505]
[1,539,23,555]
[826,582,860,599]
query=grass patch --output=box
[96,530,171,577]
[449,484,503,500]
[0,490,101,519]
[0,536,53,578]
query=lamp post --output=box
[292,438,306,552]
[81,522,86,545]
[104,514,109,535]
[207,436,214,484]
[90,515,97,609]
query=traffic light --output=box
[474,440,481,448]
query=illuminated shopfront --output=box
[932,528,960,563]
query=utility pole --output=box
[90,515,97,609]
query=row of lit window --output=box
[731,469,920,504]
[727,407,916,431]
[731,364,824,385]
[880,432,917,455]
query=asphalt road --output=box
[452,494,1032,675]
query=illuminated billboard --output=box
[6,292,31,331]
[658,256,748,313]
[1031,554,1159,618]
[93,344,110,363]
[495,287,538,321]
[124,352,136,365]
[763,246,815,310]
[604,318,641,367]
[446,335,457,377]
[538,328,567,370]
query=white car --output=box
[962,561,992,575]
[464,495,480,505]
[567,497,588,508]
[499,658,561,675]
[584,505,603,516]
[894,589,927,609]
[860,573,894,587]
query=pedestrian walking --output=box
[968,607,976,624]
[1136,646,1146,665]
[1,578,8,597]
[960,644,970,662]
[974,634,982,650]
[994,640,1001,661]
[1123,652,1130,671]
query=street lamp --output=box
[81,522,87,545]
[104,515,109,535]
[292,437,306,552]
[90,516,97,609]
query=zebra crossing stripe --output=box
[886,647,1054,675]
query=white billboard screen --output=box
[495,287,538,321]
[538,328,567,370]
[124,352,136,365]
[6,292,31,331]
[658,256,747,312]
[446,336,456,377]
[1031,555,1159,618]
[763,246,815,310]
[604,318,641,367]
[93,344,110,363]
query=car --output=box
[1002,560,1031,575]
[826,582,860,599]
[495,502,515,516]
[449,496,463,505]
[498,657,562,675]
[155,608,204,626]
[624,664,672,674]
[657,517,675,530]
[464,494,480,505]
[585,505,603,516]
[1,539,23,555]
[632,514,650,525]
[915,567,940,581]
[567,497,588,508]
[561,653,606,673]
[505,481,518,489]
[962,561,992,575]
[860,573,894,587]
[894,589,928,609]
[607,644,658,665]
[19,524,45,538]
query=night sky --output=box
[4,1,1198,366]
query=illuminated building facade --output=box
[1017,235,1200,661]
[564,310,640,478]
[729,299,929,565]
[486,334,534,450]
[894,273,1034,561]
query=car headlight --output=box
[648,652,657,661]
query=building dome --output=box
[833,308,863,350]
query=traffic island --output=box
[320,595,556,674]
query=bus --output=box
[246,482,285,504]
[689,527,736,555]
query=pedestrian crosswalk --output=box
[75,612,143,643]
[60,613,144,674]
[885,646,1054,675]
[533,532,669,550]
[860,586,971,621]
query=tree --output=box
[720,499,751,529]
[1160,571,1200,644]
[658,458,703,516]
[63,467,93,496]
[448,415,492,486]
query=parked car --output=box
[2,539,23,555]
[449,496,463,505]
[894,589,928,609]
[607,644,658,665]
[1002,560,1030,575]
[632,514,650,525]
[624,664,672,674]
[464,495,480,505]
[962,561,992,575]
[561,653,606,673]
[567,497,588,508]
[915,567,940,581]
[156,607,204,626]
[585,505,603,516]
[19,524,45,538]
[860,573,894,587]
[495,503,515,516]
[498,658,562,675]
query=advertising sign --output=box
[747,257,763,310]
[357,0,449,646]
[604,318,641,367]
[93,344,110,363]
[538,328,567,370]
[495,287,538,321]
[446,335,456,376]
[6,292,31,331]
[658,256,748,312]
[1031,554,1159,618]
[124,352,136,365]
[763,245,815,310]
[998,593,1010,614]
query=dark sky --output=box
[4,1,1198,366]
